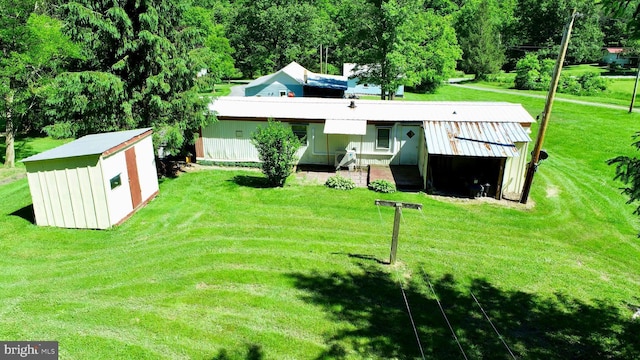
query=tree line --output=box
[0,0,637,167]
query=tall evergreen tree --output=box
[455,0,505,79]
[46,0,215,155]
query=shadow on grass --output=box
[331,252,388,265]
[230,175,272,188]
[209,344,264,360]
[10,204,35,224]
[290,263,640,359]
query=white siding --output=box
[134,136,159,202]
[25,156,110,229]
[101,150,134,226]
[200,120,410,166]
[201,120,261,161]
[502,142,530,196]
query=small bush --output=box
[325,174,356,190]
[251,119,301,187]
[368,179,396,193]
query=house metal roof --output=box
[245,62,348,91]
[209,96,536,125]
[423,121,531,157]
[22,128,152,163]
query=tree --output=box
[455,0,505,80]
[608,134,640,217]
[0,1,80,167]
[182,4,239,89]
[338,0,461,98]
[250,120,301,187]
[230,0,326,78]
[506,0,603,64]
[46,0,216,155]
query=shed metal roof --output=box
[209,97,536,125]
[22,128,152,163]
[424,121,531,157]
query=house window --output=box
[291,124,308,144]
[235,130,243,138]
[376,127,391,149]
[110,174,122,190]
[279,90,287,97]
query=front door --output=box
[399,125,420,165]
[125,147,142,209]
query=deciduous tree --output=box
[0,0,80,167]
[339,0,460,98]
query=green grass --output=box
[2,86,640,359]
[562,63,608,76]
[0,136,72,184]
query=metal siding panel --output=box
[37,171,55,226]
[54,168,75,227]
[65,168,86,228]
[44,170,64,227]
[77,166,99,229]
[26,170,48,226]
[92,160,111,229]
[202,120,261,161]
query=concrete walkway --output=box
[452,83,638,112]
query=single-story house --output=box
[22,128,159,229]
[343,63,404,98]
[602,47,634,67]
[198,97,535,198]
[245,61,348,98]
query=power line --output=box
[395,269,426,360]
[470,291,517,360]
[422,267,469,360]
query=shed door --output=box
[125,147,142,209]
[400,125,420,165]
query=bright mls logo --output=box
[1,341,58,359]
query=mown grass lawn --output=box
[2,85,640,359]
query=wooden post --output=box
[520,9,578,204]
[375,200,422,264]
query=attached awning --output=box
[323,119,367,135]
[424,121,531,158]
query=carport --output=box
[423,121,531,199]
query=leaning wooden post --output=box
[375,200,423,264]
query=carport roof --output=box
[424,121,531,157]
[22,128,152,163]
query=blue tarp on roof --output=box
[306,74,348,90]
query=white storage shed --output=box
[22,128,159,229]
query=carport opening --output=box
[427,155,504,198]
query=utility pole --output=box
[520,9,578,204]
[375,200,422,264]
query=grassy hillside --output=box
[1,85,640,359]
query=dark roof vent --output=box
[349,100,357,109]
[453,111,457,115]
